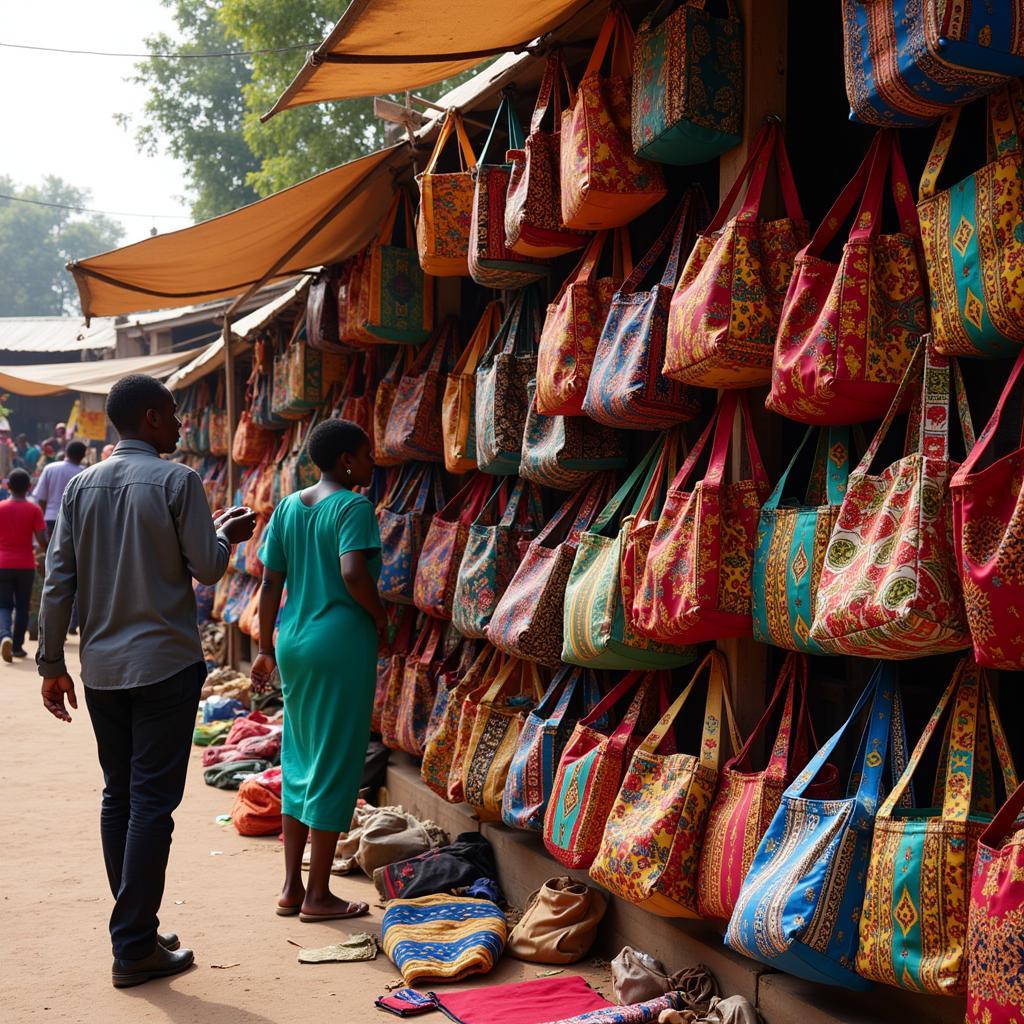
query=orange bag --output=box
[231,775,282,836]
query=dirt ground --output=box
[0,641,612,1023]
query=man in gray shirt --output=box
[38,374,256,988]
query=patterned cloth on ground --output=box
[430,975,612,1024]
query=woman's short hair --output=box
[308,418,370,471]
[8,468,31,496]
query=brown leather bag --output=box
[507,876,607,964]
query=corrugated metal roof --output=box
[0,316,117,353]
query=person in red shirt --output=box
[0,468,48,661]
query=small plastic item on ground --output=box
[201,695,248,722]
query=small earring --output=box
[346,468,352,477]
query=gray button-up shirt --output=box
[37,440,232,689]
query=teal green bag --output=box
[631,0,743,166]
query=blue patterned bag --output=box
[725,662,912,989]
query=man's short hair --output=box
[106,375,173,433]
[308,418,370,472]
[66,441,87,462]
[7,468,31,496]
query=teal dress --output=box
[259,489,382,831]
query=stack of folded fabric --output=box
[231,765,283,836]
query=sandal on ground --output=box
[298,901,370,922]
[276,903,302,917]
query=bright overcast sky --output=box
[2,1,205,247]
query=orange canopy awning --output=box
[69,145,401,321]
[263,0,592,116]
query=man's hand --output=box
[42,674,77,722]
[250,653,277,695]
[215,505,258,545]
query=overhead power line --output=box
[0,192,192,221]
[0,40,314,59]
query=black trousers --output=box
[0,568,34,651]
[84,663,205,961]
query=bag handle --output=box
[407,316,457,379]
[634,428,685,523]
[579,668,648,731]
[453,300,503,379]
[534,666,581,724]
[529,51,574,134]
[422,109,477,176]
[436,472,494,525]
[480,655,545,706]
[497,477,544,531]
[981,777,1024,848]
[479,94,525,166]
[762,426,851,511]
[954,345,1024,481]
[581,6,634,83]
[587,436,664,537]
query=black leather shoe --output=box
[157,932,180,951]
[112,945,194,988]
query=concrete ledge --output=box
[384,752,480,840]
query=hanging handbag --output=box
[416,110,477,277]
[377,462,447,605]
[589,651,741,918]
[339,251,371,346]
[664,120,807,388]
[374,605,416,734]
[361,189,433,344]
[208,376,229,457]
[507,877,607,964]
[842,0,1024,127]
[560,7,667,230]
[442,300,503,474]
[475,287,543,475]
[967,778,1024,1024]
[382,317,458,463]
[380,615,421,750]
[633,392,771,644]
[768,129,929,424]
[584,189,707,430]
[857,657,1017,995]
[337,351,374,442]
[462,656,546,821]
[520,381,627,492]
[414,473,496,620]
[487,475,612,667]
[452,478,546,640]
[393,619,450,757]
[951,347,1024,669]
[536,229,631,417]
[306,264,345,352]
[563,434,695,670]
[544,670,664,869]
[469,95,550,288]
[809,339,974,658]
[696,653,839,921]
[725,662,913,990]
[918,80,1024,358]
[631,0,743,165]
[373,347,413,468]
[505,52,590,259]
[752,426,852,655]
[502,666,604,833]
[232,403,275,467]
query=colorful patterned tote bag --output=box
[381,317,459,463]
[768,129,928,424]
[842,0,1024,127]
[361,188,434,344]
[374,605,416,734]
[631,0,743,165]
[337,352,374,445]
[469,95,551,288]
[442,300,503,474]
[487,475,612,667]
[377,462,447,605]
[475,287,543,475]
[520,381,627,492]
[633,391,771,644]
[752,426,852,654]
[696,653,839,921]
[421,637,478,750]
[725,662,912,989]
[584,188,707,430]
[373,346,414,468]
[451,478,546,640]
[445,652,507,806]
[590,650,741,917]
[380,615,422,751]
[505,52,589,259]
[560,7,667,230]
[967,778,1024,1024]
[809,339,975,658]
[544,671,662,869]
[461,656,546,821]
[664,120,806,388]
[536,229,631,417]
[502,667,604,833]
[951,346,1024,669]
[856,657,1018,995]
[918,80,1024,358]
[394,619,449,757]
[416,110,477,277]
[414,473,497,620]
[563,434,696,671]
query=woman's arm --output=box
[251,566,285,692]
[341,550,388,639]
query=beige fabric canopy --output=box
[262,0,591,115]
[68,146,401,322]
[0,350,201,397]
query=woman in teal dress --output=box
[251,418,387,921]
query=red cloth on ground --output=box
[0,499,44,569]
[431,976,611,1024]
[231,776,282,836]
[225,713,270,745]
[202,731,281,766]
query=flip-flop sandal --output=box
[298,902,370,922]
[276,904,302,917]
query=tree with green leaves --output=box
[0,177,123,316]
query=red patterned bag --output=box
[373,346,413,468]
[393,619,449,756]
[633,393,770,643]
[378,608,420,748]
[768,129,927,425]
[373,606,416,734]
[337,352,375,443]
